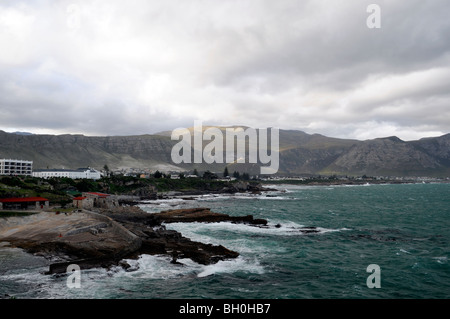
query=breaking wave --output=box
[116,254,265,279]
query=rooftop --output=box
[33,168,98,172]
[0,197,49,203]
[85,192,110,198]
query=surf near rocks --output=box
[46,206,269,273]
[153,207,268,225]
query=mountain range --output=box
[1,129,449,177]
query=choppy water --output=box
[1,183,449,299]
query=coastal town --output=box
[3,155,448,275]
[1,157,449,213]
[0,158,279,276]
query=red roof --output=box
[73,196,87,201]
[85,192,110,198]
[0,197,49,203]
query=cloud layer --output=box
[1,0,449,140]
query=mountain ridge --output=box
[1,129,449,177]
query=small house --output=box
[81,192,118,209]
[0,197,49,210]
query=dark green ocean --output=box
[1,183,449,299]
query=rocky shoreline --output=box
[115,181,277,205]
[0,205,270,275]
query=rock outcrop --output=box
[0,206,267,274]
[153,207,268,225]
[0,211,141,273]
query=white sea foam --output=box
[139,190,294,211]
[144,198,185,204]
[164,220,347,248]
[257,195,296,200]
[197,256,265,278]
[118,254,199,279]
[399,248,411,254]
[0,267,48,283]
[115,254,265,279]
[139,198,191,213]
[277,184,330,191]
[0,266,72,299]
[432,256,448,264]
[0,253,264,298]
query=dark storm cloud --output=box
[0,0,449,140]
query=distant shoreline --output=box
[142,179,450,204]
[260,178,450,187]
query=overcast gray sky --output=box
[1,0,449,140]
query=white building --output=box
[32,167,102,180]
[0,159,33,176]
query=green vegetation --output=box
[0,172,257,205]
[0,176,71,205]
[2,173,438,209]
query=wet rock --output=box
[299,227,320,234]
[1,206,267,274]
[153,207,268,226]
[99,206,245,266]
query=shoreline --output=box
[0,205,270,275]
[141,180,450,203]
[1,180,448,276]
[260,179,450,187]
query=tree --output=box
[103,164,110,177]
[154,170,163,178]
[193,168,199,176]
[223,167,229,177]
[233,171,240,179]
[203,170,218,180]
[75,179,98,192]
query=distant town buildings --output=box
[0,158,104,180]
[32,167,102,180]
[0,159,33,176]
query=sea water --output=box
[0,183,449,299]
